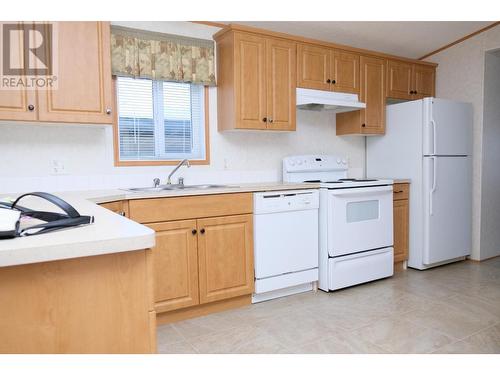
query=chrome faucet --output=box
[167,159,191,185]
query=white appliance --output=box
[253,189,319,303]
[367,97,473,270]
[296,88,366,112]
[283,155,394,291]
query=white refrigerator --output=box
[367,98,472,270]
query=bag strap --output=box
[11,192,81,218]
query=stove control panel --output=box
[283,155,348,172]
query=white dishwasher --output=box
[253,189,319,303]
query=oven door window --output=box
[346,200,379,223]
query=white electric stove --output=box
[283,155,394,291]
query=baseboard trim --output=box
[468,254,500,263]
[156,294,251,325]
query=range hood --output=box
[296,88,366,113]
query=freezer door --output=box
[423,98,472,156]
[423,156,472,265]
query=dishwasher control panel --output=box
[253,190,319,214]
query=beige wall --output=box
[426,25,500,260]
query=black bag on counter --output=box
[0,192,94,239]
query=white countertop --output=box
[0,182,318,267]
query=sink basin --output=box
[125,184,237,193]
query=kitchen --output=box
[1,2,500,372]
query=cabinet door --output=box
[147,220,199,313]
[332,50,359,94]
[393,199,409,263]
[360,55,386,134]
[36,22,113,124]
[266,38,296,131]
[234,32,267,129]
[297,43,331,91]
[197,214,254,304]
[0,22,37,121]
[386,60,413,100]
[413,64,435,99]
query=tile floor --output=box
[157,258,500,354]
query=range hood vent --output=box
[296,88,366,113]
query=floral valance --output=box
[110,26,216,86]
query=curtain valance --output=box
[111,26,216,85]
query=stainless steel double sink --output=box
[125,184,235,193]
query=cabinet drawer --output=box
[393,183,409,201]
[129,193,253,223]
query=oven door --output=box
[327,185,393,257]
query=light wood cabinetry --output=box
[0,21,113,124]
[393,183,410,264]
[297,44,359,94]
[216,30,296,131]
[387,59,436,100]
[197,214,254,304]
[0,250,155,353]
[99,200,129,217]
[0,22,38,121]
[147,220,199,313]
[129,193,254,323]
[336,56,386,135]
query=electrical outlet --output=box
[51,160,67,175]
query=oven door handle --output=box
[329,185,393,196]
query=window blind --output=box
[117,77,205,161]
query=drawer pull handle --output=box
[192,229,197,235]
[200,228,205,234]
[394,190,404,193]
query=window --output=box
[115,77,208,165]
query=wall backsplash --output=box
[0,88,365,193]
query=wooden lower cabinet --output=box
[148,220,199,313]
[0,250,155,353]
[130,194,255,322]
[99,200,129,217]
[197,214,254,304]
[393,183,410,264]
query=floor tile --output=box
[292,332,389,354]
[352,317,454,353]
[433,324,500,354]
[157,340,198,354]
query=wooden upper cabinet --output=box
[387,59,436,100]
[148,220,199,313]
[266,38,296,131]
[37,22,113,124]
[197,214,254,304]
[387,60,413,100]
[336,55,386,135]
[297,43,330,91]
[234,32,267,130]
[331,50,360,94]
[297,44,360,95]
[0,22,37,121]
[360,56,386,133]
[216,30,296,131]
[413,64,435,98]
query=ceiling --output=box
[224,21,495,59]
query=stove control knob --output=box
[290,161,296,166]
[336,158,341,164]
[342,159,347,165]
[297,160,303,165]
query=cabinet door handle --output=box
[326,79,331,84]
[200,228,205,234]
[106,108,112,115]
[28,104,35,111]
[192,229,197,235]
[361,123,366,127]
[332,79,336,84]
[269,118,273,123]
[262,117,267,122]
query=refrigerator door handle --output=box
[430,119,437,155]
[430,156,437,216]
